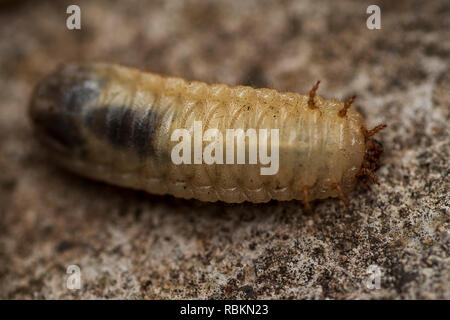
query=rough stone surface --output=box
[0,0,448,299]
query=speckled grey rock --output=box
[0,0,448,299]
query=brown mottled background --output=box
[0,0,448,299]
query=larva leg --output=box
[356,168,378,184]
[332,183,349,207]
[362,124,387,137]
[308,80,321,110]
[338,95,356,117]
[302,186,313,213]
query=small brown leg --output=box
[308,80,321,110]
[362,124,387,137]
[302,187,313,214]
[338,95,356,117]
[357,168,378,184]
[332,183,349,208]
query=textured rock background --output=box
[0,0,448,299]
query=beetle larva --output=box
[29,63,385,209]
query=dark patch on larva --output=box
[134,107,161,155]
[39,64,104,113]
[62,82,100,113]
[86,105,161,156]
[29,64,104,151]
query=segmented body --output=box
[29,63,371,203]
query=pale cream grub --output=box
[29,63,385,207]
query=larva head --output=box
[29,64,103,154]
[363,138,384,172]
[358,124,387,184]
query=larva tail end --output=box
[29,64,103,155]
